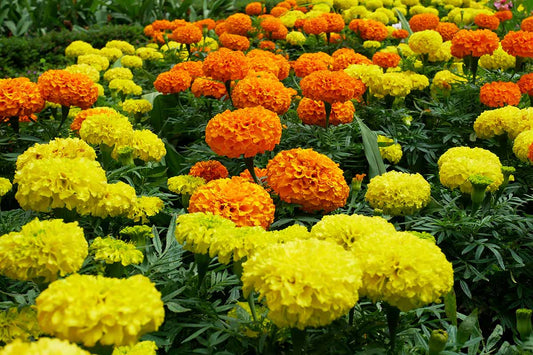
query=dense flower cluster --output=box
[0,218,87,282]
[202,48,249,83]
[501,31,533,58]
[104,67,134,82]
[79,112,134,149]
[189,160,229,181]
[292,52,332,77]
[0,338,91,355]
[191,77,228,99]
[450,29,499,58]
[65,64,100,82]
[77,54,110,71]
[112,341,158,355]
[231,75,296,114]
[479,81,521,108]
[90,236,144,266]
[266,148,349,213]
[297,98,355,126]
[408,30,443,55]
[175,212,236,254]
[0,78,44,119]
[0,177,11,197]
[168,175,206,195]
[513,130,533,162]
[473,106,521,139]
[121,98,153,114]
[517,73,533,96]
[479,45,516,70]
[36,274,164,346]
[377,135,403,164]
[38,70,98,109]
[108,79,143,96]
[409,13,439,32]
[0,306,41,343]
[154,70,192,94]
[300,70,365,103]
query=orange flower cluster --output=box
[245,2,266,16]
[392,29,409,39]
[38,70,98,109]
[219,32,251,51]
[517,73,533,96]
[266,148,349,213]
[247,49,290,80]
[189,160,229,182]
[260,17,288,40]
[171,23,203,44]
[495,10,513,22]
[271,6,289,17]
[188,177,275,229]
[153,70,192,94]
[202,48,249,83]
[194,18,216,30]
[322,13,345,33]
[239,167,269,187]
[215,22,228,36]
[528,142,533,162]
[372,52,401,69]
[332,48,372,70]
[479,81,522,107]
[191,77,228,99]
[297,98,355,127]
[436,22,459,41]
[303,16,328,35]
[521,16,533,31]
[71,107,120,131]
[144,19,187,43]
[501,31,533,58]
[225,13,252,36]
[409,13,440,32]
[231,76,296,115]
[0,78,44,119]
[300,70,366,103]
[205,107,282,158]
[349,19,388,41]
[171,61,204,80]
[474,14,500,30]
[450,29,499,58]
[292,52,333,77]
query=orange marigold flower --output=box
[495,10,512,21]
[501,31,533,57]
[300,70,366,103]
[303,16,328,35]
[191,77,228,99]
[247,55,281,78]
[294,18,306,29]
[435,22,459,41]
[297,98,355,127]
[215,21,228,36]
[151,19,175,31]
[277,1,293,9]
[0,78,45,119]
[239,167,268,185]
[189,160,229,182]
[350,19,388,41]
[259,40,276,51]
[261,17,283,33]
[528,142,533,162]
[322,13,345,33]
[245,2,266,16]
[329,33,343,43]
[195,18,216,30]
[266,148,350,213]
[517,73,533,96]
[205,106,282,158]
[38,70,98,109]
[202,48,249,83]
[71,107,120,131]
[269,24,288,40]
[188,177,275,229]
[479,81,522,107]
[392,29,409,39]
[409,13,440,32]
[247,49,290,80]
[292,52,333,77]
[172,23,203,44]
[219,32,251,51]
[271,6,289,17]
[372,52,401,69]
[474,14,500,30]
[521,16,533,31]
[232,76,296,115]
[171,61,204,80]
[225,13,252,36]
[450,29,499,58]
[332,48,372,70]
[153,70,192,94]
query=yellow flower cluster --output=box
[474,106,520,139]
[377,135,403,164]
[310,213,396,249]
[438,147,503,193]
[0,177,12,197]
[127,196,164,223]
[430,70,466,96]
[65,40,96,57]
[0,218,87,282]
[78,53,110,71]
[100,47,123,61]
[130,130,166,162]
[286,31,307,45]
[344,64,384,88]
[513,130,533,162]
[121,99,152,114]
[428,41,452,62]
[408,30,443,55]
[65,64,100,82]
[121,55,143,68]
[36,274,164,347]
[242,239,363,329]
[0,338,91,355]
[136,47,164,61]
[370,72,412,98]
[112,341,158,355]
[365,171,432,215]
[79,112,134,150]
[168,175,206,195]
[106,40,136,54]
[92,182,137,218]
[334,0,359,10]
[353,232,454,311]
[109,79,143,96]
[104,67,134,82]
[90,236,144,266]
[479,45,516,71]
[0,307,41,343]
[503,107,533,140]
[280,10,306,27]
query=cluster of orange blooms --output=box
[189,160,229,182]
[332,48,372,70]
[0,78,44,121]
[517,73,533,96]
[435,22,459,41]
[300,70,366,104]
[479,81,522,107]
[372,52,401,69]
[474,13,500,30]
[501,31,533,58]
[409,13,440,32]
[450,29,500,58]
[292,52,333,78]
[349,19,389,42]
[39,69,98,109]
[202,48,249,83]
[144,19,214,44]
[297,99,356,127]
[154,70,192,94]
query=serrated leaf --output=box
[355,115,386,178]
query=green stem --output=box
[324,101,332,130]
[106,262,125,278]
[385,303,401,352]
[195,253,211,292]
[290,328,307,355]
[248,291,258,322]
[471,56,479,85]
[244,156,259,184]
[57,105,70,132]
[348,307,355,326]
[224,80,233,105]
[8,116,19,135]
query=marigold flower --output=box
[71,107,121,131]
[479,44,516,70]
[121,98,152,115]
[175,212,236,254]
[271,6,289,17]
[297,98,355,126]
[103,67,133,82]
[100,47,123,61]
[0,218,87,282]
[0,77,45,119]
[474,13,500,30]
[225,13,252,35]
[194,18,216,31]
[232,76,296,114]
[205,107,282,159]
[120,55,143,69]
[372,52,401,68]
[518,73,533,96]
[126,129,166,162]
[392,29,409,39]
[219,32,251,51]
[65,64,100,83]
[301,70,366,103]
[435,22,459,41]
[521,16,533,31]
[513,130,533,162]
[65,40,95,57]
[502,107,533,139]
[108,79,143,96]
[430,70,465,95]
[378,135,403,164]
[91,181,137,218]
[529,142,533,163]
[302,16,328,35]
[438,146,503,193]
[1,338,91,355]
[409,13,440,32]
[242,239,362,329]
[502,31,533,58]
[480,81,521,108]
[38,70,98,109]
[332,48,372,70]
[321,12,345,33]
[292,52,332,77]
[168,175,206,195]
[77,54,109,71]
[79,112,134,149]
[0,177,12,197]
[286,30,307,45]
[353,232,454,311]
[408,30,443,55]
[128,196,164,223]
[350,19,388,41]
[451,29,500,58]
[202,48,249,83]
[36,274,164,346]
[247,49,291,80]
[474,107,512,139]
[172,23,203,44]
[153,69,192,95]
[106,40,135,54]
[188,177,275,229]
[90,236,144,266]
[267,148,349,213]
[171,61,204,79]
[191,77,228,99]
[0,307,41,343]
[136,47,163,61]
[246,2,265,15]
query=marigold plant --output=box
[300,70,366,103]
[202,48,249,83]
[479,81,521,108]
[231,76,296,114]
[450,29,499,58]
[189,160,229,181]
[0,78,45,119]
[154,70,192,94]
[297,98,355,126]
[409,13,440,32]
[38,69,98,109]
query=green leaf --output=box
[444,289,457,327]
[355,115,386,178]
[166,302,191,313]
[395,9,413,36]
[163,140,185,176]
[457,309,478,347]
[149,93,178,133]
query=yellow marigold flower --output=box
[108,79,143,96]
[121,99,152,114]
[365,171,431,215]
[112,341,158,355]
[334,0,359,9]
[168,175,206,195]
[430,70,466,96]
[438,147,503,193]
[0,307,41,343]
[363,40,382,49]
[474,107,514,139]
[0,178,12,197]
[242,239,363,329]
[406,72,429,90]
[79,112,134,149]
[0,218,87,282]
[90,236,144,266]
[121,55,143,68]
[479,44,516,70]
[0,338,91,355]
[503,107,533,140]
[408,30,443,55]
[175,212,236,254]
[65,40,95,57]
[92,182,137,218]
[377,135,403,164]
[99,47,123,61]
[136,47,164,61]
[14,158,107,213]
[128,196,164,223]
[104,67,134,82]
[77,54,109,71]
[370,72,412,98]
[280,10,306,27]
[428,41,452,62]
[344,64,384,88]
[353,232,454,311]
[36,274,164,347]
[310,213,396,249]
[513,130,533,162]
[96,83,104,96]
[106,40,136,55]
[65,64,100,83]
[209,225,275,264]
[286,31,307,45]
[366,11,390,25]
[126,129,166,162]
[269,224,311,242]
[343,6,369,22]
[120,225,154,240]
[364,0,383,10]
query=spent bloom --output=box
[0,306,41,343]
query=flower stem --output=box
[290,328,307,355]
[195,253,211,292]
[247,290,258,322]
[57,105,70,132]
[324,101,332,130]
[385,303,401,352]
[244,156,260,184]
